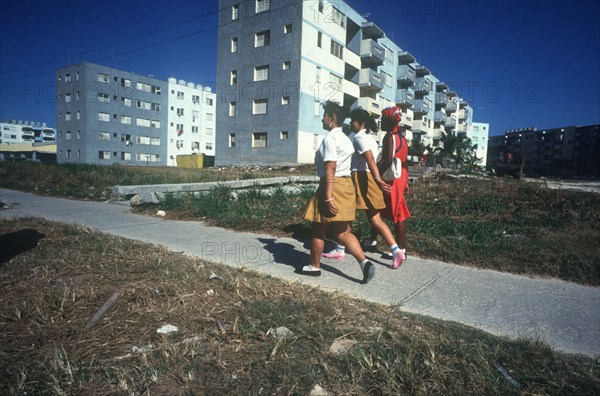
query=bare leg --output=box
[330,222,366,263]
[366,210,396,248]
[394,221,406,249]
[310,222,328,268]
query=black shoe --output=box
[297,265,321,277]
[361,261,375,284]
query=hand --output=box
[327,200,339,216]
[377,179,391,195]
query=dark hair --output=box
[322,100,347,125]
[349,108,379,133]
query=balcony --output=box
[359,68,383,92]
[415,64,431,76]
[397,50,416,65]
[360,39,385,66]
[434,111,447,124]
[435,92,448,107]
[396,88,414,107]
[414,78,432,94]
[412,119,428,134]
[396,64,415,87]
[357,97,382,114]
[361,21,384,39]
[436,81,448,91]
[447,90,457,98]
[459,98,468,108]
[445,116,457,129]
[446,100,457,113]
[413,99,431,115]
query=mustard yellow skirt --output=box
[303,177,356,223]
[352,171,386,211]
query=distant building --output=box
[1,120,55,144]
[215,0,476,166]
[487,124,600,179]
[467,122,490,167]
[55,62,215,166]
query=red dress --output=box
[382,133,411,223]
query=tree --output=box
[434,131,478,169]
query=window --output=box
[122,152,131,160]
[192,110,200,121]
[152,86,161,95]
[207,98,214,106]
[254,65,269,81]
[136,153,159,162]
[256,0,270,13]
[280,131,288,140]
[97,93,110,103]
[121,134,132,145]
[231,37,238,53]
[177,91,184,100]
[317,31,322,48]
[283,61,291,70]
[77,130,81,139]
[65,93,72,103]
[192,126,199,133]
[151,137,160,145]
[137,82,152,92]
[98,132,110,140]
[99,151,111,160]
[232,4,239,20]
[252,99,268,115]
[255,30,270,47]
[229,133,235,147]
[65,131,72,140]
[331,7,345,28]
[206,128,213,136]
[230,70,237,85]
[65,74,71,83]
[284,24,292,33]
[98,112,110,122]
[77,150,80,159]
[137,100,151,110]
[329,73,342,88]
[66,150,71,159]
[98,73,109,83]
[229,102,236,116]
[77,111,80,120]
[137,118,151,127]
[121,78,132,87]
[122,97,132,107]
[205,143,213,150]
[121,115,131,125]
[330,40,343,59]
[192,95,200,104]
[152,103,161,111]
[206,113,214,121]
[65,112,72,121]
[176,108,184,116]
[136,136,151,145]
[282,96,289,105]
[252,132,267,148]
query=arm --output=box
[323,160,338,215]
[363,150,391,194]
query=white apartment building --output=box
[468,122,490,166]
[167,78,216,166]
[215,0,476,165]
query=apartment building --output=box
[55,62,215,166]
[1,120,55,144]
[487,124,600,178]
[468,122,490,166]
[215,0,475,165]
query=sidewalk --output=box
[1,188,599,357]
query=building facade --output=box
[215,0,475,166]
[55,62,215,166]
[1,120,55,144]
[487,124,600,178]
[468,122,490,167]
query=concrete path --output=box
[1,188,599,358]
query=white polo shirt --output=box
[351,129,380,172]
[315,127,354,177]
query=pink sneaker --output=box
[392,249,406,269]
[322,249,345,259]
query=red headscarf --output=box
[381,106,402,134]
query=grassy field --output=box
[1,161,599,286]
[1,218,598,395]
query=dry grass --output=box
[1,218,598,395]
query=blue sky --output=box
[1,0,598,136]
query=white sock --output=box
[303,265,321,272]
[359,259,369,270]
[391,244,400,255]
[336,244,345,252]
